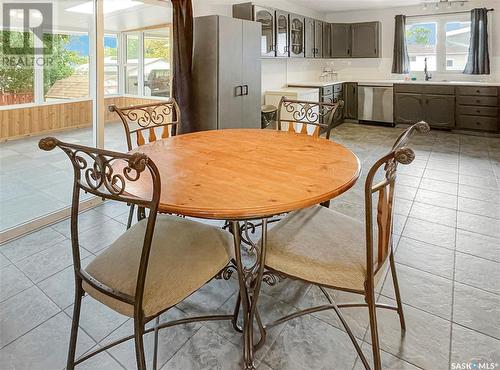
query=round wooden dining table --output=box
[126,128,361,369]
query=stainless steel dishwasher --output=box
[357,84,394,126]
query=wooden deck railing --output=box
[0,92,34,106]
[0,96,163,141]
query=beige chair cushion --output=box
[83,214,233,317]
[265,205,382,291]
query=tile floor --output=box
[1,123,500,369]
[0,122,129,231]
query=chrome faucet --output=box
[424,58,432,81]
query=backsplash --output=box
[261,57,500,100]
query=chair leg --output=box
[66,285,84,370]
[152,316,160,370]
[320,200,330,208]
[366,290,382,370]
[134,319,147,370]
[137,206,146,222]
[127,204,135,230]
[389,250,406,331]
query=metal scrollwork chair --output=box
[255,121,430,370]
[276,97,343,139]
[109,99,181,228]
[39,137,235,370]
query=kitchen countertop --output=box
[288,80,500,87]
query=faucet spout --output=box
[424,58,432,81]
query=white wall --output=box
[192,0,500,100]
[192,0,324,19]
[325,0,499,81]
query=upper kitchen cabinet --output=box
[322,23,331,58]
[275,10,289,57]
[314,20,323,58]
[233,3,275,57]
[289,14,305,58]
[304,17,315,58]
[331,24,351,58]
[351,22,380,58]
[331,22,380,58]
[304,18,323,58]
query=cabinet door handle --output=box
[243,85,249,96]
[347,48,350,55]
[235,86,243,96]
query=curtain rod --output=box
[407,8,494,18]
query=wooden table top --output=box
[125,129,361,220]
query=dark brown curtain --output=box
[171,0,194,133]
[391,15,410,74]
[464,8,490,75]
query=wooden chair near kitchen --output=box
[276,97,343,139]
[38,137,234,370]
[109,99,181,228]
[254,121,430,370]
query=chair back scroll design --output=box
[109,99,181,150]
[38,137,161,316]
[364,121,430,279]
[277,97,343,140]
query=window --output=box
[406,14,471,73]
[445,20,470,71]
[43,32,89,101]
[104,34,119,94]
[124,33,139,95]
[123,27,171,98]
[143,29,170,98]
[406,21,437,71]
[0,31,35,106]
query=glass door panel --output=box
[255,7,275,57]
[0,0,96,234]
[276,12,289,57]
[290,16,304,57]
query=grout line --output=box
[0,309,63,350]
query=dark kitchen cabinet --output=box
[331,23,351,58]
[314,20,323,58]
[254,6,275,57]
[344,82,358,119]
[424,95,455,128]
[322,23,331,58]
[289,14,305,57]
[394,93,424,125]
[233,3,275,57]
[456,85,499,132]
[351,22,380,58]
[304,19,323,58]
[304,17,315,58]
[394,84,457,129]
[275,10,289,57]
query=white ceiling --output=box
[287,0,423,12]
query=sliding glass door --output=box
[0,0,97,237]
[0,0,172,240]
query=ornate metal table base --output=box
[230,219,269,370]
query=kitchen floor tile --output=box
[395,236,454,279]
[402,217,456,249]
[453,283,500,340]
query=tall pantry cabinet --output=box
[192,15,261,131]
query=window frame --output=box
[406,13,471,74]
[122,25,172,99]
